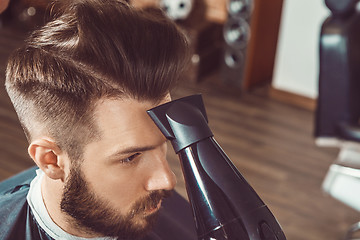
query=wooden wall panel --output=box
[244,0,284,90]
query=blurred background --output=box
[1,0,359,239]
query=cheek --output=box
[81,161,147,213]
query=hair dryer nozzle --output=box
[147,94,213,152]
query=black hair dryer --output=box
[147,94,286,240]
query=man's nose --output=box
[144,154,177,192]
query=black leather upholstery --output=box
[315,1,360,142]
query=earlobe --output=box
[28,139,65,181]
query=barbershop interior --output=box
[1,0,360,239]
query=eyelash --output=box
[120,153,141,164]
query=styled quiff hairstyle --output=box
[5,0,189,160]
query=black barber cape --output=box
[0,167,197,240]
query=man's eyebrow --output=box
[109,145,158,157]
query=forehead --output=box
[91,96,170,150]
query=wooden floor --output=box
[1,25,359,240]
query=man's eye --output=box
[120,153,141,164]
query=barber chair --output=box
[316,0,360,239]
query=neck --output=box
[41,176,98,238]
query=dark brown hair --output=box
[5,0,189,160]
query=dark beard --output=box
[60,165,172,239]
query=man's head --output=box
[6,0,188,160]
[5,0,188,238]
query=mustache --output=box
[130,190,172,217]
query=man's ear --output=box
[28,138,66,181]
